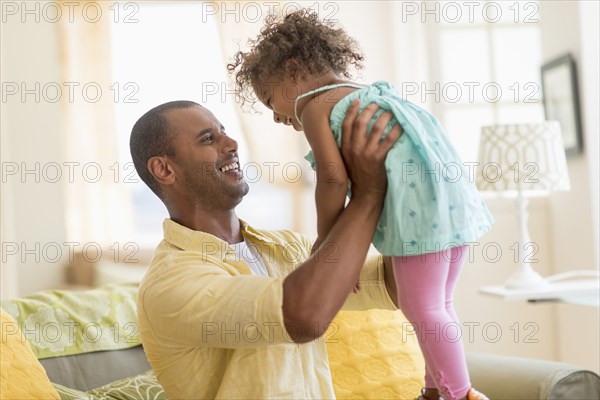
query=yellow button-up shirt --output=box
[137,219,397,399]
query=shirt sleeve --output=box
[138,253,292,350]
[341,253,398,311]
[297,235,398,311]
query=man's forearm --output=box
[282,192,383,342]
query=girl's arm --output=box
[301,101,349,253]
[282,103,402,343]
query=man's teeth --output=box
[220,162,239,172]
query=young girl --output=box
[228,10,494,400]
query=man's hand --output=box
[340,100,402,202]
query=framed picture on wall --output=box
[540,53,583,156]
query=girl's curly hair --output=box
[227,9,364,108]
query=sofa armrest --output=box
[65,249,154,287]
[467,353,600,400]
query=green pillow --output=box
[53,370,165,400]
[86,370,166,400]
[1,283,140,359]
[52,382,94,400]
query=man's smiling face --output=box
[163,105,249,209]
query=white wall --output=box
[455,197,559,361]
[579,1,600,270]
[1,15,67,296]
[540,0,599,372]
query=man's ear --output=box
[148,156,176,186]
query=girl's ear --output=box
[285,59,300,81]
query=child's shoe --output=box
[466,388,489,400]
[416,388,444,400]
[416,387,488,400]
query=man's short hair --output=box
[130,100,199,198]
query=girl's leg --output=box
[393,248,471,400]
[445,246,467,324]
[424,364,437,392]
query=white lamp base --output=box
[504,264,549,290]
[503,191,550,290]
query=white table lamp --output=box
[477,122,571,289]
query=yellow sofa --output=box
[2,283,599,399]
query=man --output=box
[131,99,401,399]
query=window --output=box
[425,0,544,163]
[110,2,299,245]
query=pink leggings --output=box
[392,246,470,400]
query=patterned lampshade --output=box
[476,122,571,192]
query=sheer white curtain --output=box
[57,1,134,244]
[1,103,18,299]
[53,1,421,244]
[212,1,314,233]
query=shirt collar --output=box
[163,218,277,255]
[239,220,277,245]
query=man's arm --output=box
[282,101,402,343]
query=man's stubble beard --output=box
[182,164,250,210]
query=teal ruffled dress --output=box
[301,81,494,256]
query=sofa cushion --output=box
[1,309,60,399]
[87,370,166,400]
[40,345,151,392]
[0,283,141,359]
[326,309,425,399]
[52,382,89,400]
[52,370,167,400]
